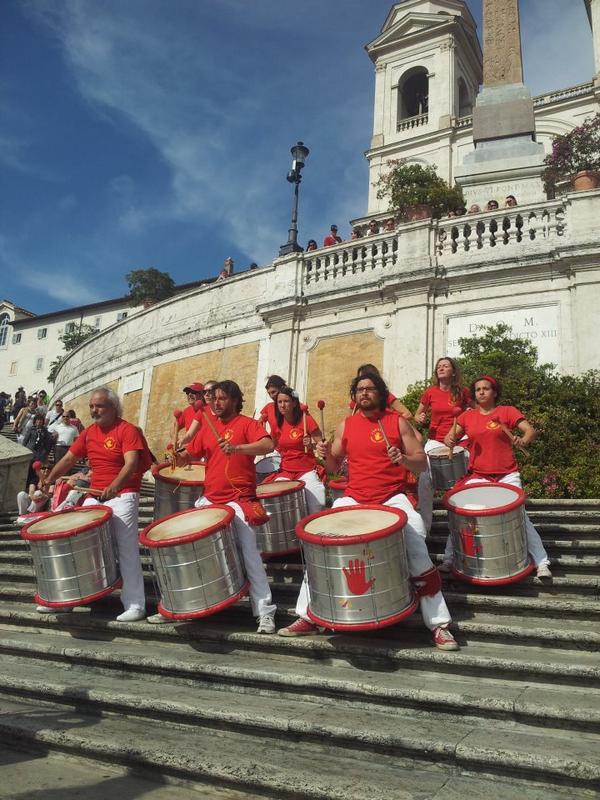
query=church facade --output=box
[36,1,600,457]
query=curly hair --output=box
[214,380,244,414]
[350,371,388,412]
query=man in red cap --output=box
[171,382,204,446]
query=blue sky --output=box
[0,0,594,314]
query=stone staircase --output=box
[0,452,599,797]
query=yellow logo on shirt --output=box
[486,420,500,430]
[222,428,234,442]
[104,437,116,449]
[370,428,384,443]
[289,428,302,440]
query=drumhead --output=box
[24,507,109,538]
[304,508,400,537]
[445,484,523,514]
[155,463,206,484]
[429,446,465,459]
[256,479,304,498]
[145,506,231,542]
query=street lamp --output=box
[279,141,310,257]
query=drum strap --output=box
[411,566,442,598]
[236,498,269,526]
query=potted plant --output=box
[542,113,600,195]
[376,160,464,221]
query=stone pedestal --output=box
[0,435,32,513]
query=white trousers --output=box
[17,492,47,515]
[296,493,451,630]
[442,473,550,567]
[196,496,276,619]
[83,493,145,610]
[416,439,446,533]
[275,469,325,517]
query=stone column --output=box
[585,0,600,79]
[455,0,546,205]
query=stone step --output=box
[1,694,592,800]
[2,628,600,734]
[1,654,600,793]
[1,603,600,686]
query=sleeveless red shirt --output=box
[342,410,412,504]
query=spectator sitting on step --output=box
[306,239,318,251]
[66,409,84,433]
[16,461,52,523]
[23,414,55,483]
[323,225,342,247]
[486,199,499,211]
[366,219,380,236]
[216,256,234,281]
[504,194,518,208]
[36,390,49,415]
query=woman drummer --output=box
[414,357,473,532]
[268,386,325,516]
[443,375,551,578]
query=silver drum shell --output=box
[28,520,119,605]
[428,447,468,491]
[148,521,247,617]
[301,530,416,630]
[255,485,307,556]
[153,468,205,520]
[446,486,532,583]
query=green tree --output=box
[47,323,98,384]
[399,324,600,498]
[126,267,175,306]
[376,160,464,219]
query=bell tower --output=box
[365,0,482,213]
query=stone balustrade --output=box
[397,113,428,132]
[436,200,567,257]
[303,232,399,286]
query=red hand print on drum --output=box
[342,559,375,595]
[460,526,482,557]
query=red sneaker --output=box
[432,626,459,651]
[277,618,321,637]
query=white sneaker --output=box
[116,606,146,622]
[536,563,552,579]
[257,615,276,634]
[146,612,170,624]
[36,605,74,614]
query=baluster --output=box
[462,223,471,251]
[305,259,313,285]
[528,212,538,241]
[555,207,566,236]
[515,214,523,242]
[541,210,550,238]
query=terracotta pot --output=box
[572,170,600,191]
[405,204,432,221]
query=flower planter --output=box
[405,204,432,221]
[571,171,600,191]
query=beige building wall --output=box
[122,389,143,427]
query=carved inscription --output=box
[482,0,524,86]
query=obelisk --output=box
[455,0,546,205]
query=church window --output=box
[458,78,472,117]
[397,68,429,131]
[0,313,9,348]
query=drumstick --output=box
[300,403,309,454]
[317,400,326,441]
[201,409,220,441]
[448,406,462,461]
[498,420,530,457]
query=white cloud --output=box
[18,270,103,306]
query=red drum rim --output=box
[156,580,250,620]
[296,504,407,546]
[256,479,305,499]
[151,461,206,486]
[139,504,235,548]
[307,596,418,631]
[34,578,123,608]
[261,545,301,559]
[442,481,525,517]
[328,478,348,490]
[21,505,113,541]
[450,559,535,585]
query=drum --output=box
[443,482,534,584]
[21,506,120,608]
[140,506,249,620]
[152,462,206,520]
[254,480,307,556]
[296,505,417,631]
[255,453,281,482]
[428,445,468,491]
[328,478,347,504]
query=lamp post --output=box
[279,141,310,257]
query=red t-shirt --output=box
[420,385,472,441]
[186,414,270,503]
[457,406,524,476]
[342,410,412,504]
[273,414,319,475]
[173,404,199,431]
[259,402,278,434]
[70,419,146,493]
